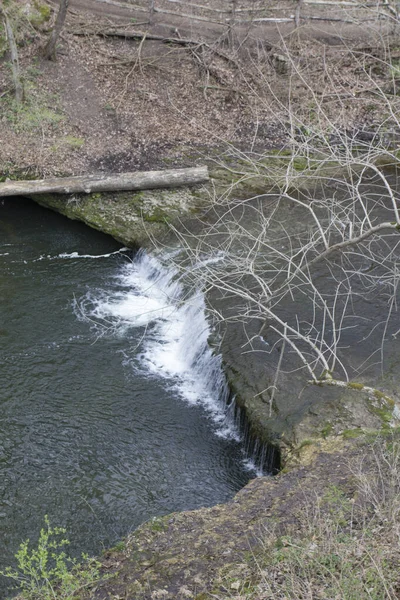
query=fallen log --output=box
[0,167,209,198]
[70,29,246,64]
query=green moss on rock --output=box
[347,382,365,390]
[29,185,209,248]
[342,428,365,439]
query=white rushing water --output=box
[71,249,273,474]
[35,248,130,261]
[75,250,239,440]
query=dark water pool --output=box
[0,198,250,594]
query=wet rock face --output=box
[220,316,396,453]
[194,176,400,454]
[212,253,400,455]
[30,185,209,249]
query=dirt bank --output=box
[1,0,397,178]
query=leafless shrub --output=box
[164,40,400,403]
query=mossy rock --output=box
[28,184,211,248]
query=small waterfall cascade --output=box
[78,250,280,475]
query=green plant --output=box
[64,136,85,148]
[321,422,333,438]
[31,0,51,25]
[390,61,400,79]
[110,540,125,553]
[3,85,64,133]
[149,516,167,532]
[0,516,103,600]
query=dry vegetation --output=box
[1,0,400,178]
[213,437,400,600]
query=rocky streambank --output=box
[74,432,397,600]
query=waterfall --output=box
[75,250,279,475]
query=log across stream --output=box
[0,166,209,197]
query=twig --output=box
[269,323,287,416]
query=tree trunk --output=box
[1,9,23,103]
[295,0,304,28]
[0,167,209,197]
[42,0,69,61]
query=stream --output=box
[0,198,253,594]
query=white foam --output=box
[93,292,175,327]
[242,458,264,478]
[59,248,129,259]
[35,248,129,261]
[76,251,239,440]
[73,250,273,474]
